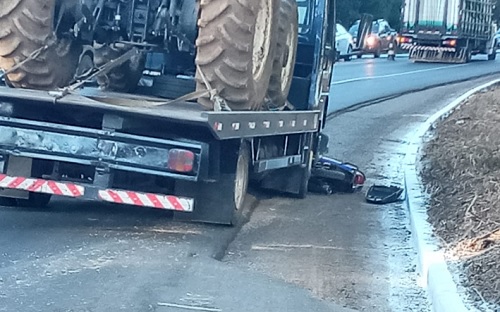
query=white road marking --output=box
[332,63,469,85]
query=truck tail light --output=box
[168,149,194,173]
[443,39,457,47]
[399,37,412,44]
[354,172,366,186]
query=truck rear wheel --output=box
[94,45,146,92]
[488,48,497,61]
[234,142,250,213]
[464,48,472,63]
[16,193,52,208]
[195,0,279,110]
[0,0,81,89]
[295,150,313,199]
[173,141,251,225]
[266,0,298,109]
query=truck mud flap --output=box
[173,176,237,225]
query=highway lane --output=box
[0,197,348,311]
[228,74,500,311]
[2,55,500,311]
[329,54,500,112]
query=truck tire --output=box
[0,197,17,207]
[94,45,146,92]
[295,151,313,199]
[488,50,497,61]
[464,48,472,63]
[0,0,81,90]
[374,45,382,58]
[173,141,251,225]
[266,0,298,109]
[16,193,52,208]
[0,190,51,208]
[343,45,353,62]
[234,142,250,213]
[195,0,279,110]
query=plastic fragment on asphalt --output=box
[365,185,404,204]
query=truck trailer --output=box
[400,0,497,63]
[0,0,346,225]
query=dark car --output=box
[349,19,398,58]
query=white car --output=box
[336,24,354,61]
[495,29,500,48]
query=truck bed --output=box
[0,86,321,140]
[0,86,207,123]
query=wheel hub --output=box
[280,20,296,92]
[234,146,249,210]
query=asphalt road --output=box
[227,74,500,311]
[2,56,500,312]
[330,53,500,112]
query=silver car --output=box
[495,29,500,48]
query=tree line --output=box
[336,0,500,31]
[336,0,403,30]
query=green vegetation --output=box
[336,0,403,29]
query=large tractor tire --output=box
[0,0,81,89]
[94,44,146,92]
[195,0,280,110]
[266,0,298,109]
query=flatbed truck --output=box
[0,0,339,224]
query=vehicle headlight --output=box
[366,36,376,46]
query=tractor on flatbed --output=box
[0,0,299,110]
[0,0,345,224]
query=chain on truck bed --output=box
[0,40,232,112]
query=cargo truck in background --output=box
[399,0,497,63]
[0,0,352,225]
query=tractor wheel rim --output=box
[253,0,273,81]
[280,20,296,92]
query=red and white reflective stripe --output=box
[0,174,193,211]
[98,189,193,212]
[0,174,84,197]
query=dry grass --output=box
[421,87,500,307]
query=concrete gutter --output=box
[404,78,500,312]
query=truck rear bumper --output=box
[0,173,194,212]
[0,116,204,181]
[401,44,456,52]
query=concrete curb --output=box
[404,78,500,312]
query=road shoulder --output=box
[404,78,500,312]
